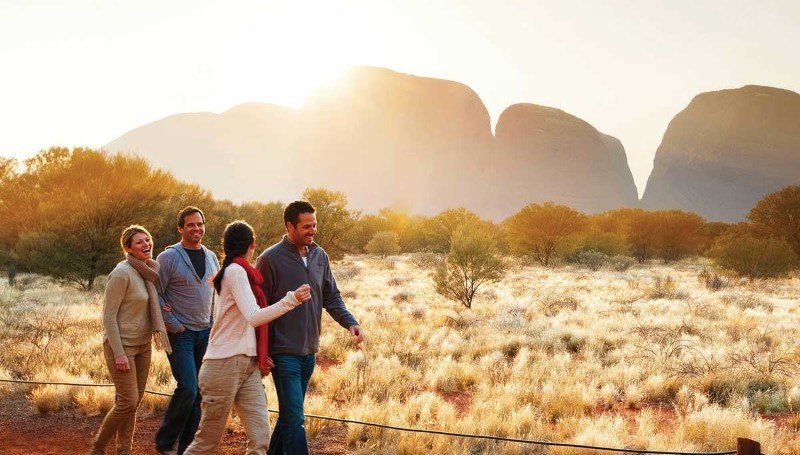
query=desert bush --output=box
[608,255,635,271]
[386,275,409,286]
[645,275,685,300]
[391,290,413,303]
[408,252,440,270]
[697,373,741,405]
[568,250,608,271]
[728,330,798,378]
[641,374,680,404]
[719,292,774,312]
[621,209,660,264]
[427,358,479,393]
[539,292,579,316]
[579,221,630,256]
[652,210,706,263]
[433,227,505,308]
[0,301,72,377]
[748,184,800,258]
[504,202,588,266]
[73,387,115,417]
[422,207,496,253]
[747,385,787,415]
[365,230,400,258]
[29,384,76,413]
[697,269,728,291]
[698,221,732,254]
[675,404,776,451]
[709,225,797,278]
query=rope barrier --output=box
[0,378,737,455]
[299,412,735,455]
[0,378,173,397]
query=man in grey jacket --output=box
[155,206,219,455]
[256,200,364,455]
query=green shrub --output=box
[433,227,505,308]
[709,227,797,278]
[608,255,635,271]
[567,250,608,271]
[698,269,728,291]
[365,231,401,258]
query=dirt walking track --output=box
[0,394,349,455]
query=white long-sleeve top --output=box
[204,263,300,361]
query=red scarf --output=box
[232,256,272,375]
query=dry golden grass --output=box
[2,259,800,454]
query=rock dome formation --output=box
[641,85,800,221]
[493,103,639,216]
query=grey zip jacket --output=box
[255,236,359,356]
[156,242,220,332]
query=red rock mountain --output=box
[104,103,301,203]
[493,103,639,216]
[104,66,639,218]
[290,66,497,215]
[641,85,800,221]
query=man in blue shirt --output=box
[155,206,219,455]
[256,200,364,455]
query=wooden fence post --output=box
[737,438,760,455]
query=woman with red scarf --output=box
[184,221,310,455]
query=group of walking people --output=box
[89,202,364,455]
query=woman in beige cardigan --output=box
[184,221,309,454]
[90,225,171,455]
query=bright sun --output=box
[218,5,360,109]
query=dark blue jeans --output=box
[156,328,209,454]
[268,354,316,455]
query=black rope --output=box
[0,378,737,455]
[299,413,736,455]
[0,378,173,397]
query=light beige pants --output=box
[184,355,270,455]
[92,340,151,454]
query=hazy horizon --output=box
[2,0,799,197]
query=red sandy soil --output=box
[0,393,349,455]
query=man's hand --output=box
[260,356,275,375]
[349,325,364,346]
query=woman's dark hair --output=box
[212,220,255,293]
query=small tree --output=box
[748,185,800,259]
[652,210,706,263]
[709,224,797,279]
[11,148,180,290]
[622,209,660,264]
[433,227,505,308]
[302,187,359,260]
[504,202,587,266]
[365,231,400,258]
[424,207,486,253]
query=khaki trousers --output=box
[92,341,151,454]
[184,355,271,455]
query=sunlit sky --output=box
[2,0,798,197]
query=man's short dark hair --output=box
[177,206,205,228]
[284,200,316,226]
